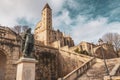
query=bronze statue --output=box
[21,28,34,57]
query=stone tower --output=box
[35,3,52,45]
[35,3,74,47]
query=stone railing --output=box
[104,76,120,80]
[110,63,120,76]
[58,57,96,80]
[104,63,120,80]
[60,49,91,59]
[35,44,58,50]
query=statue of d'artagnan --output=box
[21,28,34,57]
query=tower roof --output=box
[42,3,51,10]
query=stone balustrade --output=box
[104,63,120,80]
[110,63,120,76]
[60,49,92,59]
[104,76,120,80]
[58,57,96,80]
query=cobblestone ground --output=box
[77,58,120,80]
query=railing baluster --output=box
[58,58,96,80]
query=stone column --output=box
[16,57,37,80]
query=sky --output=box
[0,0,120,45]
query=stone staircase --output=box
[77,58,120,80]
[58,57,96,80]
[58,58,120,80]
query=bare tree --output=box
[12,25,21,34]
[102,32,120,57]
[22,25,29,32]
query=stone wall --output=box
[0,26,21,80]
[94,46,117,59]
[58,49,92,77]
[34,45,59,80]
[0,26,92,80]
[0,43,20,80]
[34,45,92,80]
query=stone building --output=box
[35,3,74,48]
[0,4,76,80]
[0,26,21,80]
[93,40,117,59]
[0,20,89,80]
[79,41,96,55]
[70,41,96,55]
[0,26,87,80]
[0,3,118,80]
[0,25,118,80]
[70,41,117,58]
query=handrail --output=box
[35,44,58,50]
[58,57,96,80]
[104,63,120,80]
[110,63,120,76]
[59,49,92,58]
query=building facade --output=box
[0,26,86,80]
[35,4,74,48]
[0,26,21,80]
[0,3,118,80]
[71,41,117,59]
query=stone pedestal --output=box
[16,57,37,80]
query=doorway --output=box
[0,51,6,80]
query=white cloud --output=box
[53,9,72,29]
[0,0,47,27]
[0,0,120,45]
[48,0,65,13]
[51,4,120,45]
[71,17,120,44]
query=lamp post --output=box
[98,39,112,80]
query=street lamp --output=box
[98,39,112,80]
